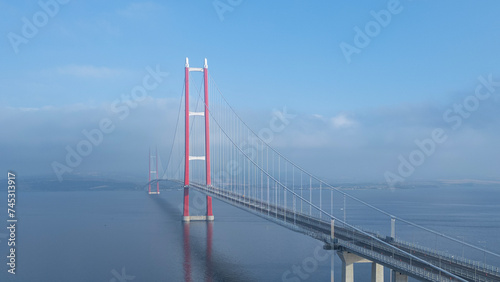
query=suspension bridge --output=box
[146,58,500,282]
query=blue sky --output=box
[2,0,500,183]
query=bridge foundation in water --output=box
[392,271,408,282]
[182,195,214,222]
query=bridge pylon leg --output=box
[183,186,190,222]
[207,195,214,221]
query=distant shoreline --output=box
[0,177,498,192]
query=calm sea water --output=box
[0,184,499,281]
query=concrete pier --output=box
[182,215,214,222]
[371,262,384,282]
[392,271,408,282]
[337,251,384,282]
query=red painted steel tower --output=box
[204,59,214,221]
[183,58,190,221]
[183,57,214,221]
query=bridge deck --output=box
[189,183,500,282]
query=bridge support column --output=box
[331,252,335,282]
[337,251,384,282]
[371,263,384,282]
[204,59,214,222]
[207,195,214,221]
[337,251,371,282]
[183,57,190,222]
[182,187,190,222]
[392,271,408,282]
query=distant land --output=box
[437,179,500,185]
[1,175,498,192]
[0,177,141,192]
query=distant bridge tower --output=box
[183,57,214,222]
[148,147,160,195]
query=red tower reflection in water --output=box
[183,221,213,282]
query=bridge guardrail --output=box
[191,183,500,281]
[193,183,472,281]
[394,237,500,276]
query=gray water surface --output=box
[1,184,498,281]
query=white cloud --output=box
[2,97,500,183]
[330,114,356,128]
[56,65,130,79]
[117,2,162,19]
[0,98,181,180]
